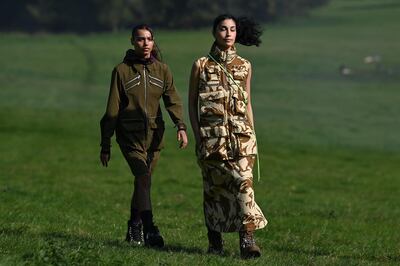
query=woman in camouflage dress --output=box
[188,14,267,258]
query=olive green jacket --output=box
[100,49,186,152]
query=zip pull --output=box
[143,64,148,140]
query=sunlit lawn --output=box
[1,0,400,264]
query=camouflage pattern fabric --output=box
[199,156,267,232]
[196,43,267,232]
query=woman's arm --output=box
[100,68,122,166]
[245,64,255,129]
[161,65,186,129]
[160,64,188,149]
[188,60,201,145]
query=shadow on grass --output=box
[2,229,206,255]
[0,225,30,236]
[102,238,206,255]
[1,226,236,259]
[271,244,400,263]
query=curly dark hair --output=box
[212,14,263,47]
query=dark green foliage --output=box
[0,0,329,32]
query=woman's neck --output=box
[134,51,150,60]
[216,44,232,51]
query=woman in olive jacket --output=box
[100,24,188,248]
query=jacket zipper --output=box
[126,74,140,85]
[149,79,163,89]
[148,74,163,83]
[143,65,148,147]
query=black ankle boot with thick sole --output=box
[125,220,143,245]
[144,225,164,248]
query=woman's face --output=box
[214,19,237,50]
[132,29,154,58]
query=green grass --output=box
[1,0,400,264]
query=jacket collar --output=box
[123,49,156,65]
[209,42,237,64]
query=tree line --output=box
[1,0,330,33]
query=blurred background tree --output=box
[0,0,330,33]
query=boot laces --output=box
[128,223,143,242]
[240,231,256,248]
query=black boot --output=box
[143,224,164,248]
[125,220,143,245]
[239,231,261,259]
[207,228,223,255]
[141,210,164,248]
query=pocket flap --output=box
[206,65,219,74]
[199,90,225,101]
[200,125,228,138]
[232,70,246,81]
[231,120,253,134]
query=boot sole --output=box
[241,250,261,259]
[145,238,164,248]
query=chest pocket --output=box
[200,64,220,93]
[229,65,248,116]
[148,74,164,91]
[231,65,248,81]
[124,74,141,92]
[198,90,226,126]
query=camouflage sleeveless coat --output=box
[196,44,267,232]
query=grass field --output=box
[1,0,400,265]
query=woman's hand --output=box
[177,130,188,149]
[100,151,110,167]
